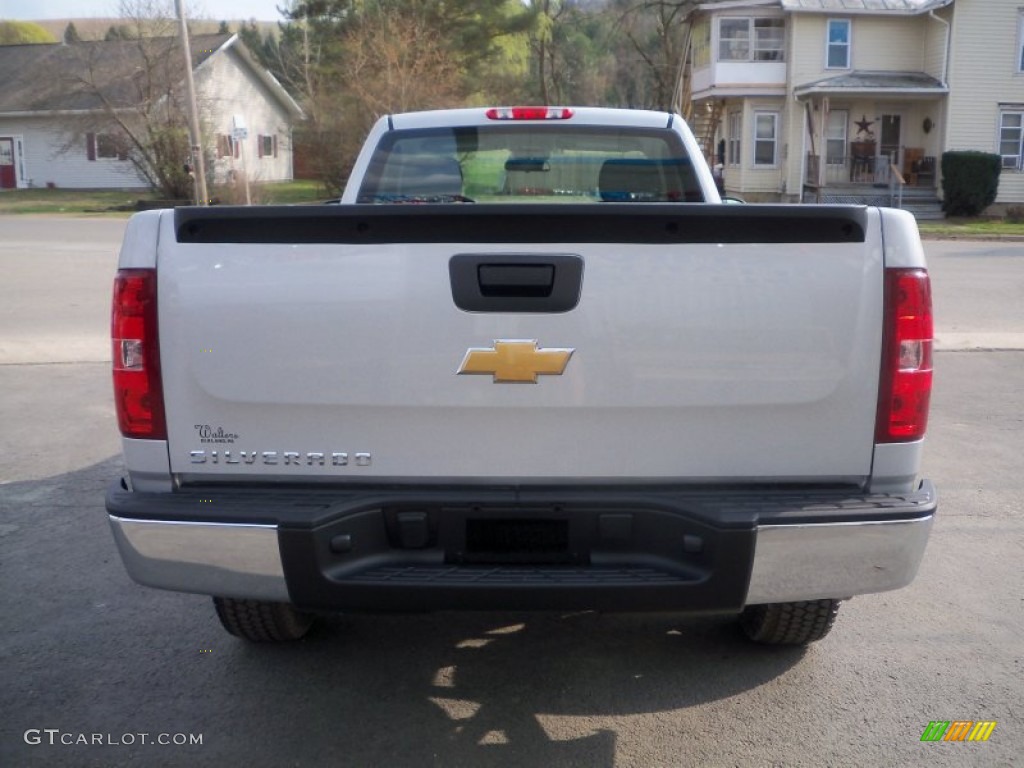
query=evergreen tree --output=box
[104,24,134,41]
[64,22,83,44]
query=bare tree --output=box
[340,9,462,116]
[291,7,465,194]
[613,0,697,112]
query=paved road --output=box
[926,239,1024,350]
[0,217,124,366]
[0,217,1021,767]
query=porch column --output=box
[818,97,827,188]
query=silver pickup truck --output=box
[106,106,936,646]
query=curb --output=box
[919,233,1024,241]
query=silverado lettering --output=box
[188,450,368,466]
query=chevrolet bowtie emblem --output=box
[457,340,574,383]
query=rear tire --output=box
[739,599,841,645]
[213,597,314,642]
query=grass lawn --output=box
[0,188,144,215]
[0,180,327,216]
[229,179,330,205]
[916,217,1024,238]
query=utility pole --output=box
[175,0,208,206]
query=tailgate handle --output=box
[478,264,555,297]
[450,253,583,313]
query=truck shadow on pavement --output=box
[0,457,807,768]
[254,611,808,766]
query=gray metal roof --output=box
[794,70,948,96]
[0,34,299,117]
[781,0,953,13]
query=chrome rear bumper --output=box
[744,515,933,604]
[109,518,289,602]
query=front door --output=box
[825,109,848,185]
[878,115,902,183]
[0,138,16,189]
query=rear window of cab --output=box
[356,125,704,204]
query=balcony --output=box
[691,61,787,99]
[690,17,787,99]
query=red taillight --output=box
[112,269,166,440]
[876,269,933,443]
[485,107,574,121]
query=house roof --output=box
[697,0,779,10]
[0,34,302,119]
[780,0,953,13]
[794,70,949,97]
[697,0,952,11]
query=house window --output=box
[753,19,785,61]
[1018,13,1024,72]
[999,110,1023,170]
[827,19,851,69]
[720,19,750,61]
[217,134,230,158]
[258,134,277,159]
[86,133,128,161]
[217,134,242,159]
[718,18,785,62]
[754,113,778,166]
[826,109,848,165]
[727,112,742,166]
[96,135,122,159]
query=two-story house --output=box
[690,0,1024,213]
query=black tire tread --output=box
[740,599,841,645]
[213,597,314,642]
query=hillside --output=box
[28,17,281,42]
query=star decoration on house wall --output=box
[854,115,875,138]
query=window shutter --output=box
[273,134,278,158]
[86,133,96,161]
[257,136,264,158]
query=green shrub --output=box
[941,151,1001,217]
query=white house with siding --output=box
[945,0,1024,208]
[0,34,303,192]
[689,0,1024,212]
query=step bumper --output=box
[107,480,936,612]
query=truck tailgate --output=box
[159,205,883,484]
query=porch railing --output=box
[804,156,909,207]
[805,153,902,187]
[889,163,905,209]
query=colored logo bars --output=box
[920,721,996,742]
